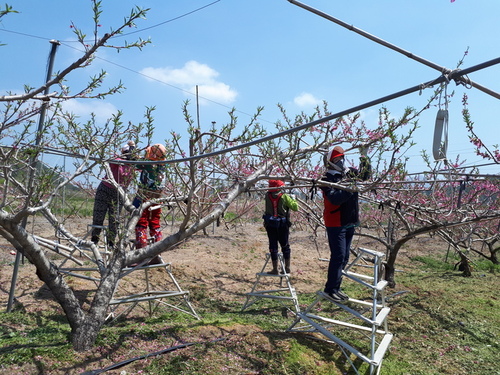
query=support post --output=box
[7,39,60,312]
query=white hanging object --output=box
[433,109,448,161]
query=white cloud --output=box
[293,92,322,108]
[140,60,237,104]
[61,99,118,122]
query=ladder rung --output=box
[256,272,288,277]
[123,262,171,270]
[110,291,188,305]
[373,333,393,365]
[358,247,386,259]
[248,288,292,295]
[246,293,297,301]
[347,298,385,309]
[376,280,388,291]
[303,313,388,334]
[58,270,101,282]
[344,270,374,281]
[374,307,391,326]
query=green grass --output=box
[224,211,238,221]
[0,259,498,374]
[413,252,500,273]
[51,190,94,217]
[382,254,499,375]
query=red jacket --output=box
[323,189,359,227]
[321,157,371,227]
[321,171,360,228]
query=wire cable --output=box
[117,0,221,37]
[0,1,221,43]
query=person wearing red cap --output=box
[320,145,371,302]
[262,180,299,274]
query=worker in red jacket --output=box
[320,146,371,302]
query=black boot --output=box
[284,258,291,274]
[268,259,279,275]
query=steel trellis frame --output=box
[288,0,500,100]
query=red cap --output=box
[268,180,285,192]
[328,146,345,161]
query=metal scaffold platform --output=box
[288,247,392,375]
[242,252,300,314]
[107,257,200,322]
[35,224,200,322]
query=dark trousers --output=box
[265,225,291,261]
[91,182,123,244]
[324,226,355,293]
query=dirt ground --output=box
[0,215,440,374]
[0,215,420,319]
[0,217,325,311]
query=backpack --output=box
[262,192,287,229]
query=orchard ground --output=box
[0,216,498,375]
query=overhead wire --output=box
[59,41,268,124]
[0,28,48,41]
[2,1,499,174]
[0,1,222,43]
[288,0,500,100]
[20,56,500,173]
[116,0,221,37]
[1,0,275,125]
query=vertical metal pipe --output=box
[7,39,60,312]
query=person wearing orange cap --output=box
[133,144,167,264]
[262,180,299,274]
[320,145,371,302]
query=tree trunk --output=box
[489,244,499,265]
[22,222,123,351]
[70,253,126,351]
[456,252,473,277]
[384,260,396,288]
[72,317,105,352]
[384,244,401,288]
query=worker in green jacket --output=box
[262,180,299,274]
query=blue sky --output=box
[1,0,499,175]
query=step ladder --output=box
[107,255,200,322]
[241,253,300,314]
[42,227,199,322]
[55,224,111,275]
[287,247,392,375]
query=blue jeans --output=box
[324,226,355,293]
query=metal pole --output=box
[7,39,60,312]
[14,56,500,169]
[287,0,500,100]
